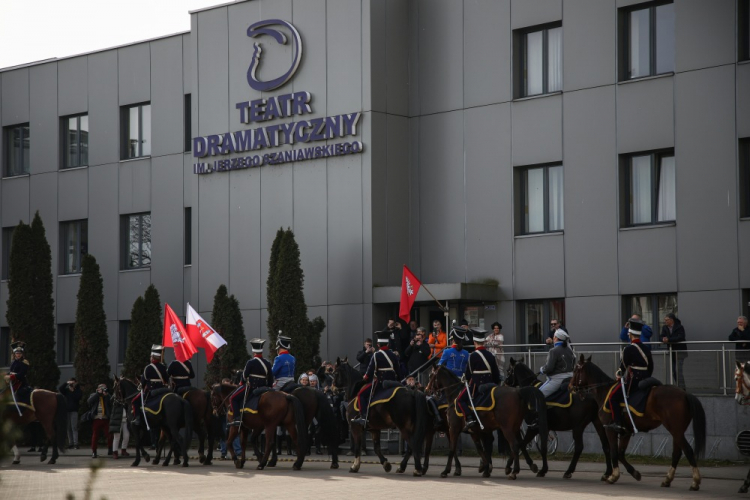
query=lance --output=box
[463,379,485,430]
[8,380,22,416]
[620,376,638,434]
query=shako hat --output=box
[250,338,266,353]
[276,332,292,350]
[150,344,164,357]
[449,321,467,342]
[628,319,644,336]
[11,340,25,353]
[375,330,390,344]
[471,328,489,343]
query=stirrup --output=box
[462,420,477,432]
[604,422,628,435]
[228,419,242,427]
[351,417,368,427]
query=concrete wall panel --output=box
[742,223,750,289]
[371,113,388,286]
[228,0,261,134]
[679,289,740,342]
[118,269,151,319]
[514,234,565,300]
[563,0,616,92]
[197,173,230,311]
[228,168,262,310]
[293,160,328,306]
[1,176,29,226]
[511,0,561,29]
[56,276,80,324]
[58,168,88,222]
[511,94,562,165]
[408,118,421,274]
[385,0,409,115]
[464,0,511,107]
[369,0,386,113]
[739,64,750,138]
[118,159,152,215]
[675,0,736,73]
[58,57,88,116]
[291,0,326,118]
[182,34,192,95]
[88,52,120,166]
[326,303,364,362]
[118,43,151,106]
[259,164,293,309]
[29,172,58,278]
[197,8,229,136]
[151,36,184,157]
[565,295,620,343]
[88,163,119,319]
[618,226,677,295]
[326,0,362,116]
[385,114,410,285]
[29,63,58,174]
[1,69,29,126]
[616,76,674,154]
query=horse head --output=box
[735,361,750,405]
[569,354,593,394]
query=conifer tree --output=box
[265,228,284,354]
[123,285,162,379]
[142,284,163,348]
[28,213,60,389]
[73,254,110,408]
[204,285,230,386]
[6,222,33,346]
[220,295,249,381]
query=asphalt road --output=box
[1,450,749,499]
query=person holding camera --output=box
[428,320,448,359]
[87,383,112,458]
[356,338,375,376]
[59,377,82,449]
[404,327,431,375]
[619,314,653,343]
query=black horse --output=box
[332,358,428,476]
[506,358,612,479]
[113,376,193,467]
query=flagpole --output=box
[419,283,448,313]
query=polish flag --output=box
[399,265,422,323]
[163,304,198,362]
[186,303,227,363]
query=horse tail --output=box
[686,393,706,459]
[287,395,308,455]
[182,398,194,450]
[412,390,428,457]
[313,391,340,447]
[54,393,68,453]
[520,386,547,453]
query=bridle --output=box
[112,377,139,406]
[425,367,464,397]
[211,385,233,415]
[506,363,538,388]
[736,364,750,405]
[569,363,613,398]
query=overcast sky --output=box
[0,0,224,69]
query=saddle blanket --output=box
[175,386,197,397]
[228,387,272,418]
[454,386,497,417]
[603,378,662,417]
[535,380,573,408]
[2,386,34,410]
[353,385,404,412]
[144,391,177,415]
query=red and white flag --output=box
[186,303,227,364]
[163,304,198,362]
[399,265,422,323]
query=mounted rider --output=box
[229,338,274,426]
[438,323,470,377]
[132,344,169,426]
[605,319,654,434]
[351,331,402,426]
[458,329,501,431]
[167,357,195,395]
[272,333,296,389]
[5,341,31,406]
[538,328,575,397]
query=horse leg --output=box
[680,435,701,491]
[257,425,274,470]
[592,418,613,480]
[348,422,364,473]
[421,430,434,475]
[404,429,423,477]
[196,421,206,464]
[617,434,640,481]
[286,422,304,471]
[604,428,620,483]
[469,432,491,478]
[226,425,242,469]
[372,431,391,473]
[11,443,20,465]
[740,467,750,493]
[501,429,520,480]
[563,427,584,479]
[397,441,412,474]
[518,429,539,474]
[661,437,682,488]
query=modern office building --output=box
[0,0,749,382]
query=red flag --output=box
[163,304,198,362]
[185,303,226,364]
[399,265,422,323]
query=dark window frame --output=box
[59,220,88,275]
[57,323,76,366]
[1,226,15,280]
[118,320,130,364]
[184,207,192,266]
[184,94,192,153]
[121,102,151,160]
[740,0,750,62]
[3,123,31,177]
[623,293,678,336]
[618,1,674,81]
[0,327,10,368]
[61,113,89,169]
[120,212,152,270]
[514,22,563,99]
[517,298,566,345]
[741,138,750,219]
[619,149,675,228]
[516,163,564,235]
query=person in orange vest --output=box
[428,320,448,359]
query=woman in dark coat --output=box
[661,312,687,389]
[108,395,130,459]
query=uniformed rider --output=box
[538,328,575,397]
[351,331,402,426]
[438,324,470,376]
[5,341,31,405]
[605,319,653,434]
[272,334,296,389]
[458,329,501,431]
[229,338,274,426]
[167,357,195,395]
[132,345,169,426]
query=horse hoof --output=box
[12,460,20,465]
[632,470,642,481]
[536,471,546,478]
[131,461,139,467]
[661,481,671,487]
[383,462,392,473]
[240,460,246,469]
[606,476,618,485]
[601,474,609,482]
[203,460,213,466]
[174,460,181,466]
[454,470,461,477]
[396,467,405,474]
[143,455,151,463]
[440,472,448,478]
[330,462,339,470]
[478,464,486,474]
[48,459,56,465]
[39,455,47,462]
[508,472,517,480]
[182,461,189,468]
[413,470,422,477]
[267,461,277,468]
[689,486,699,491]
[563,472,572,479]
[162,461,170,467]
[256,464,264,470]
[349,467,359,474]
[530,464,539,473]
[293,464,302,471]
[199,455,206,464]
[739,486,748,494]
[483,471,491,478]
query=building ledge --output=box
[373,282,499,304]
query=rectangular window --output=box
[741,139,750,218]
[58,323,76,365]
[740,0,750,61]
[624,293,677,334]
[121,103,151,159]
[0,327,10,368]
[118,321,130,364]
[519,299,565,345]
[62,114,89,168]
[518,164,564,234]
[3,124,30,177]
[620,1,674,80]
[121,213,151,270]
[1,226,15,280]
[621,151,675,227]
[184,94,192,153]
[60,220,88,275]
[516,23,562,98]
[184,207,192,265]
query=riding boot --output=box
[427,398,443,429]
[462,419,477,433]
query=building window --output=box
[184,94,192,153]
[515,23,562,98]
[121,103,151,159]
[58,323,76,365]
[621,151,675,227]
[1,226,15,280]
[121,213,151,270]
[619,1,674,81]
[60,220,88,275]
[740,0,750,61]
[118,321,130,364]
[3,124,30,177]
[741,139,750,218]
[624,293,677,334]
[517,164,564,234]
[0,327,10,368]
[519,299,565,345]
[62,114,89,168]
[184,207,192,265]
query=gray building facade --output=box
[1,0,749,383]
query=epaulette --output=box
[23,359,30,365]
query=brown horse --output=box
[211,382,308,470]
[281,384,341,469]
[425,365,548,479]
[733,361,750,493]
[1,388,67,465]
[154,388,218,466]
[570,354,706,490]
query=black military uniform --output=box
[351,332,402,426]
[606,319,653,433]
[229,338,273,426]
[459,329,501,430]
[133,345,169,425]
[167,359,195,394]
[8,342,31,405]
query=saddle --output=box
[604,377,662,417]
[279,382,302,394]
[381,380,402,390]
[148,387,171,400]
[353,384,404,412]
[174,386,196,397]
[544,378,573,408]
[143,391,175,415]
